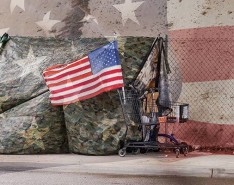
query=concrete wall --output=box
[168,0,234,124]
[1,0,233,148]
[0,0,168,154]
[168,0,234,31]
[0,0,167,38]
[167,0,234,147]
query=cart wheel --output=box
[182,147,188,157]
[118,148,126,157]
[132,148,140,155]
[140,148,147,154]
[175,148,180,158]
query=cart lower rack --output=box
[118,89,189,157]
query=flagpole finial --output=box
[104,32,119,42]
[113,32,118,41]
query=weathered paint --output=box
[168,0,234,147]
[0,0,167,38]
[168,0,234,30]
[0,0,233,149]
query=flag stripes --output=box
[51,84,123,106]
[44,57,90,81]
[43,52,124,105]
[50,71,123,94]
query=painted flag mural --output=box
[43,41,124,105]
[0,0,166,38]
[1,0,234,154]
[166,0,234,148]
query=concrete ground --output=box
[0,151,234,178]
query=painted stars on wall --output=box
[0,0,167,38]
[0,0,62,37]
[113,0,145,26]
[79,14,99,25]
[10,0,25,13]
[36,11,61,35]
[78,0,167,38]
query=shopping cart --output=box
[117,89,189,157]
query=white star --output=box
[36,11,61,32]
[0,28,10,36]
[10,0,25,13]
[80,14,98,24]
[113,0,144,26]
[14,47,48,79]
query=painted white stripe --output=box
[51,80,124,104]
[168,0,234,30]
[50,72,123,97]
[178,79,234,125]
[47,65,122,89]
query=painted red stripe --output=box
[50,76,123,100]
[51,84,124,106]
[169,26,234,39]
[169,120,234,147]
[50,69,123,93]
[169,26,234,82]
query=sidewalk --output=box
[0,151,234,178]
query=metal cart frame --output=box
[117,89,189,157]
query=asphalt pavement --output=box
[0,151,234,178]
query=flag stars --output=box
[89,41,119,74]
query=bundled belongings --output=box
[117,37,190,158]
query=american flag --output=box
[43,41,124,106]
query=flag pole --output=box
[112,32,126,104]
[122,86,126,104]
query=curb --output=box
[1,153,234,178]
[31,162,234,178]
